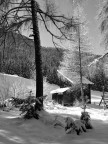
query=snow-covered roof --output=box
[57,70,94,85]
[88,52,108,67]
[72,76,94,85]
[50,87,70,94]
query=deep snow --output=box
[0,99,108,144]
[0,74,108,143]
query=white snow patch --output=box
[44,101,108,121]
[1,93,108,143]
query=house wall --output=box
[52,93,63,104]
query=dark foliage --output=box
[90,74,108,92]
[46,68,71,87]
[80,112,93,129]
[45,50,99,87]
[65,117,87,135]
[0,31,34,79]
[0,30,99,87]
[19,96,43,119]
[64,85,82,103]
[3,58,33,79]
[88,56,108,92]
[0,30,102,93]
[10,96,45,119]
[0,33,64,80]
[20,103,40,119]
[0,102,6,109]
[11,97,26,107]
[42,48,63,76]
[0,52,34,79]
[80,112,90,121]
[62,84,90,105]
[0,30,64,79]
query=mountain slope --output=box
[0,31,100,81]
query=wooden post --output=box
[88,84,91,104]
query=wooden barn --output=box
[50,70,94,106]
[50,87,70,105]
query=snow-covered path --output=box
[58,120,108,144]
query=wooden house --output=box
[50,70,94,105]
[50,87,70,105]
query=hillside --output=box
[88,52,108,91]
[0,30,100,83]
[0,30,64,79]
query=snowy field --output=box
[91,90,103,104]
[0,74,108,144]
[0,95,108,144]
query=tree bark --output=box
[77,24,84,105]
[31,0,43,108]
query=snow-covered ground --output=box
[0,73,107,144]
[0,97,108,144]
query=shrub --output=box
[80,112,93,129]
[20,103,39,119]
[11,97,25,107]
[65,117,87,135]
[19,96,43,119]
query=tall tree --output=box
[59,3,91,105]
[31,0,43,107]
[98,0,108,49]
[0,0,75,109]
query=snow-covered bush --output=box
[11,97,26,107]
[80,112,93,129]
[19,96,43,119]
[20,103,39,119]
[65,117,76,134]
[65,117,87,135]
[74,120,86,135]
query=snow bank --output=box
[0,102,108,144]
[44,101,108,121]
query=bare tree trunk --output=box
[77,25,84,106]
[102,58,105,99]
[31,0,43,108]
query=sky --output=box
[33,0,106,55]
